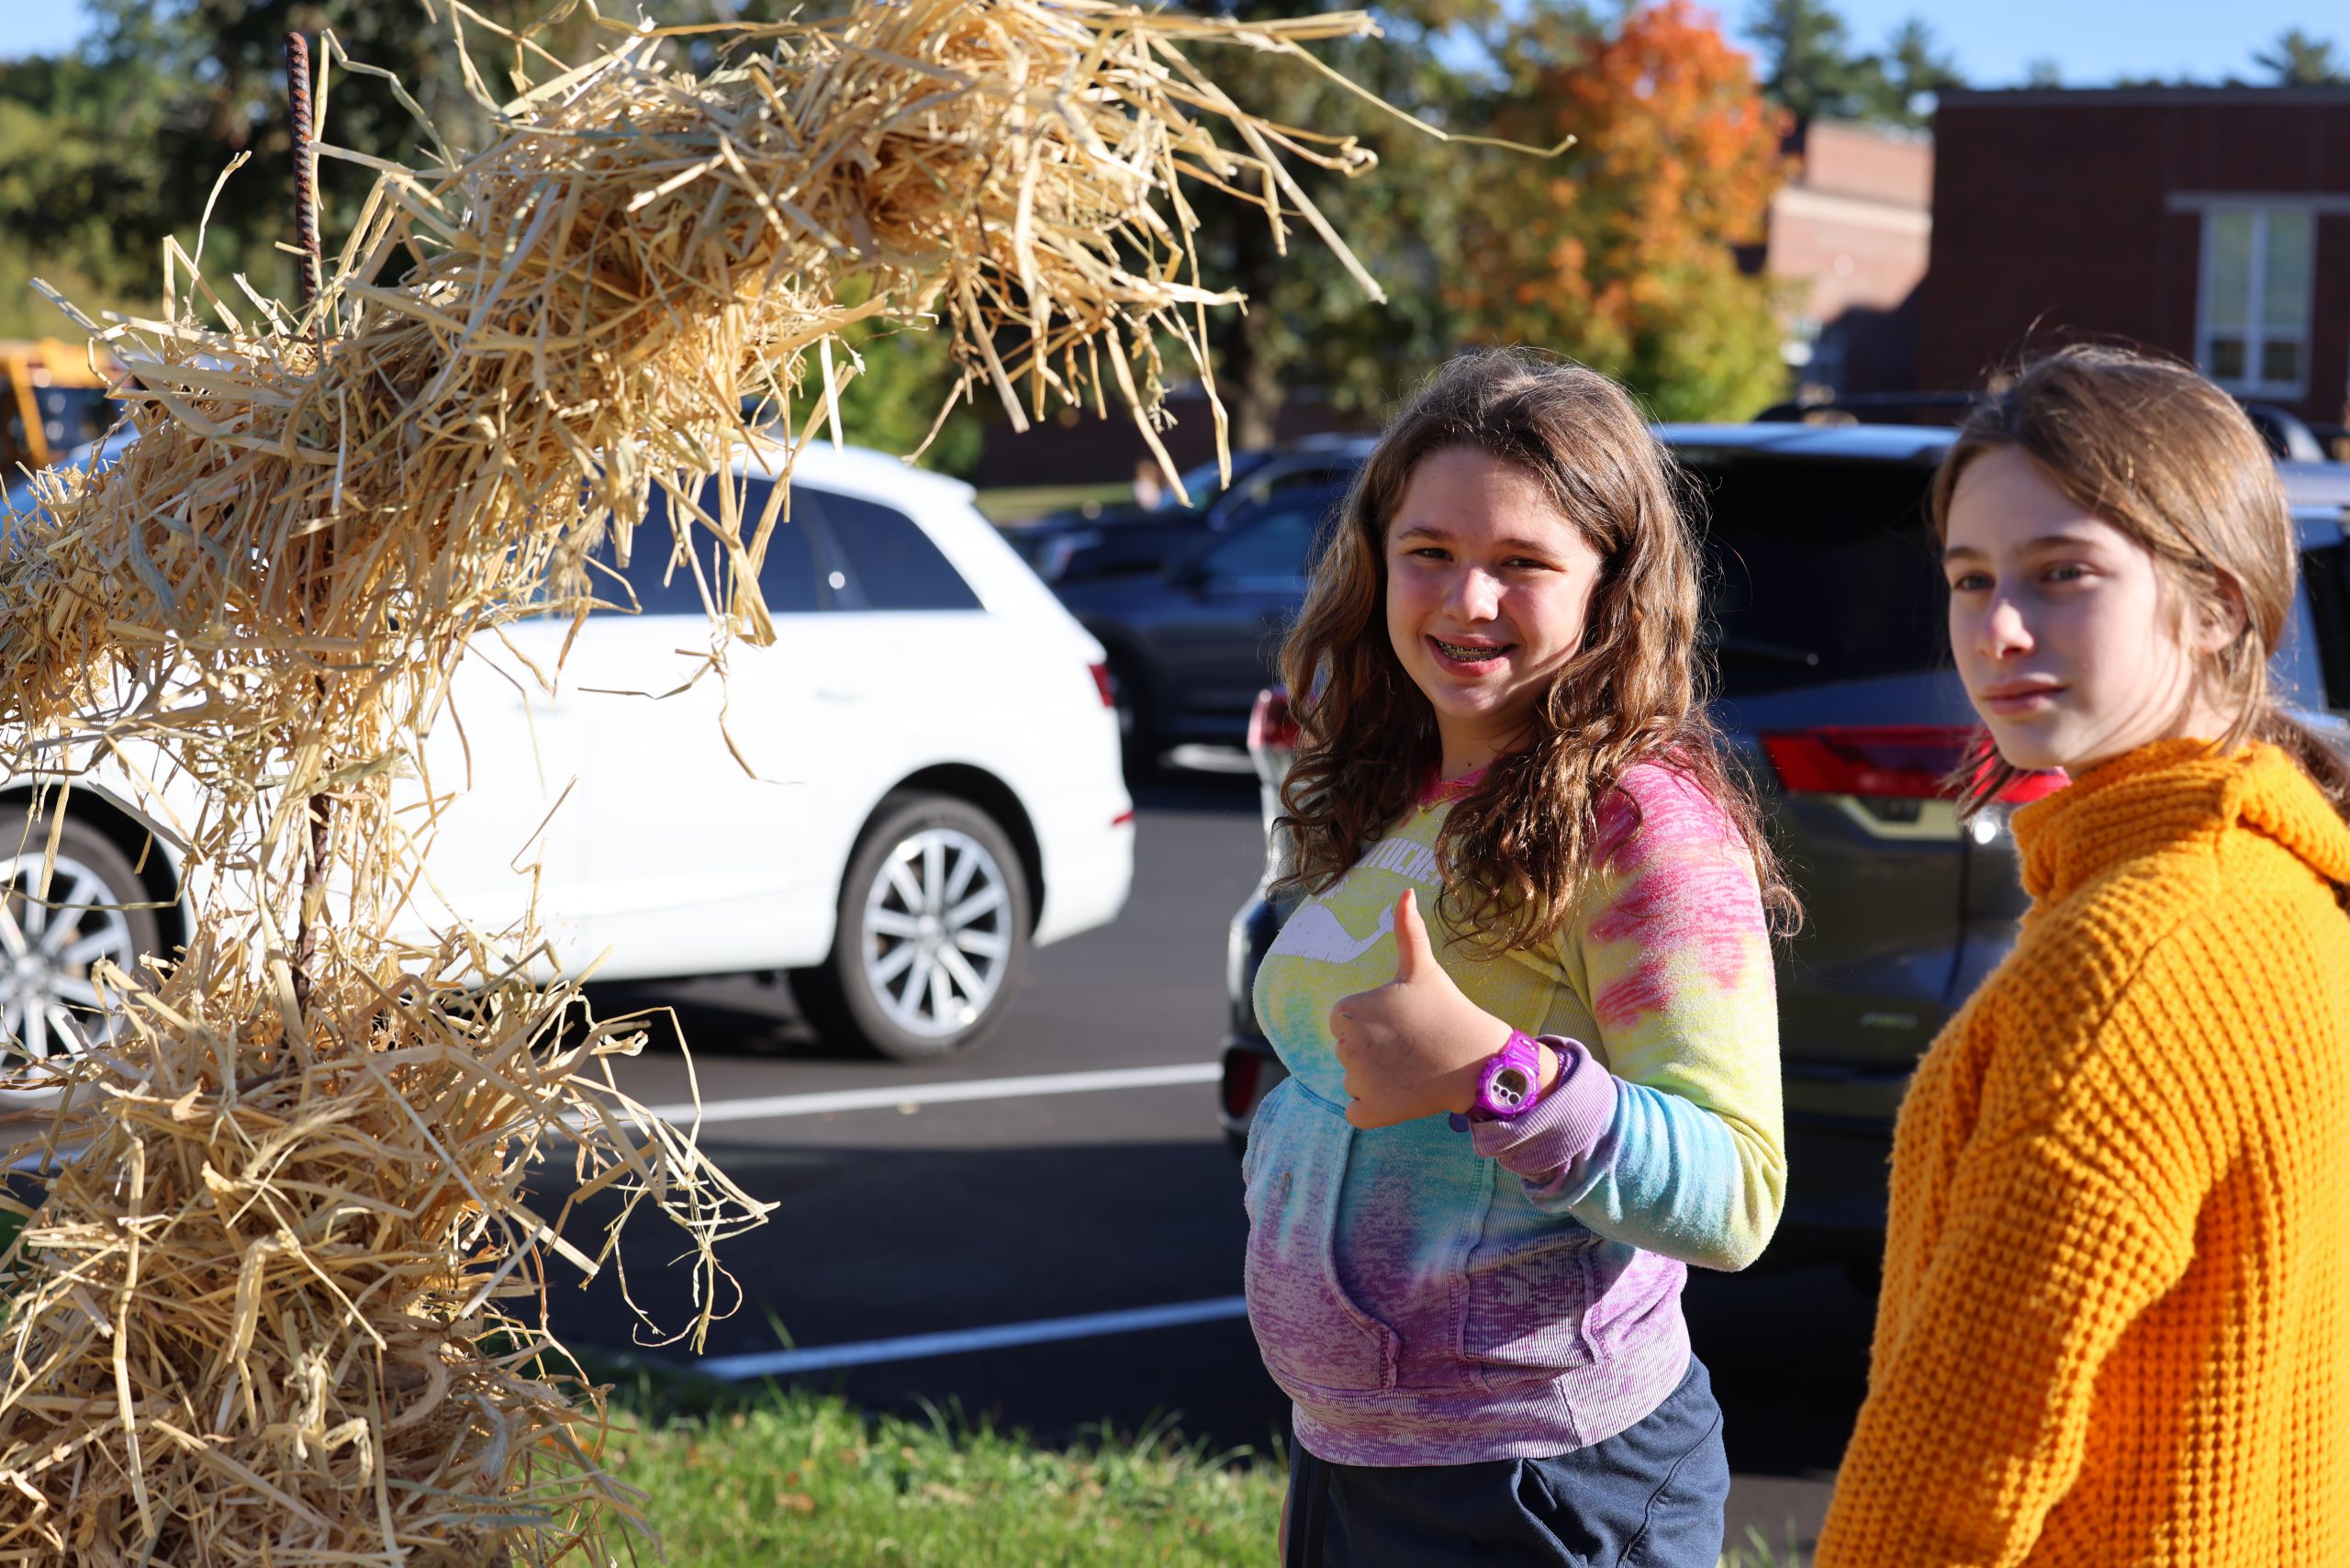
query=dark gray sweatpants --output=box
[1282,1356,1729,1568]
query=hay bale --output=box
[0,926,770,1564]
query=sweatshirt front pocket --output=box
[1461,1229,1599,1388]
[1242,1087,1397,1395]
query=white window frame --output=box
[2193,201,2316,399]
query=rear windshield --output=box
[1676,453,1947,698]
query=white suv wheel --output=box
[0,812,165,1070]
[859,826,1013,1037]
[793,792,1032,1060]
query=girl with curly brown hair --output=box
[1244,348,1791,1566]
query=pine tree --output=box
[1867,18,1963,127]
[1744,0,1879,124]
[2253,28,2344,85]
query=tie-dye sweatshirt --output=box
[1243,762,1784,1465]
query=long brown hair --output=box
[1932,343,2350,820]
[1273,348,1795,955]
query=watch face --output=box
[1489,1066,1531,1109]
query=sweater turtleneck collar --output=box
[2009,735,2350,906]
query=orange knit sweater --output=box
[1814,738,2350,1567]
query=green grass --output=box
[1720,1524,1813,1566]
[971,481,1133,525]
[595,1368,1811,1568]
[604,1383,1282,1567]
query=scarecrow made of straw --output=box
[0,1,1554,1561]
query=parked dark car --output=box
[1756,389,2344,467]
[1009,435,1374,590]
[1005,451,1269,582]
[1215,421,2350,1276]
[1051,465,1360,763]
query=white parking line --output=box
[639,1061,1221,1126]
[699,1294,1251,1380]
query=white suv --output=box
[0,441,1136,1060]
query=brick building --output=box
[1764,118,1934,397]
[1920,85,2350,431]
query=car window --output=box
[1678,454,1947,698]
[1259,462,1353,499]
[618,475,823,615]
[1172,456,1237,512]
[1171,450,1282,513]
[1224,460,1359,521]
[802,487,981,611]
[31,386,112,455]
[2275,568,2327,710]
[1195,504,1326,589]
[2299,540,2350,710]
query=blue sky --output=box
[1821,0,2333,87]
[0,0,90,61]
[0,0,2337,86]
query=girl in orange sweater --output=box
[1815,346,2350,1566]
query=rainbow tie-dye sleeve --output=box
[1472,765,1785,1270]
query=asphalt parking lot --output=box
[544,765,1870,1550]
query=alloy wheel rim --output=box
[859,827,1012,1038]
[0,851,140,1060]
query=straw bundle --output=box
[0,925,767,1565]
[0,2,1412,1560]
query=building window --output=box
[2199,207,2314,396]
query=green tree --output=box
[1744,0,1881,125]
[1865,18,1964,127]
[827,319,985,477]
[2253,28,2344,85]
[0,41,180,334]
[1745,0,1964,129]
[1,3,610,326]
[1147,2,1507,451]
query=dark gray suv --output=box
[1215,422,2350,1270]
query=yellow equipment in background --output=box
[0,339,119,478]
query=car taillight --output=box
[1088,661,1114,708]
[1761,725,2065,804]
[1248,688,1298,756]
[1994,767,2069,804]
[1221,1051,1262,1120]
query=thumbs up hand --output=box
[1328,890,1515,1130]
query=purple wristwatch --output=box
[1453,1030,1549,1129]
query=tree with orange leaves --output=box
[1455,1,1791,421]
